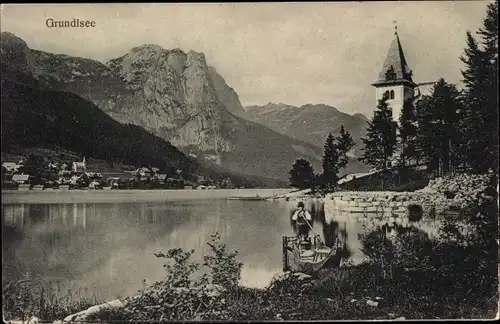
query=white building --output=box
[72,157,86,173]
[372,27,436,123]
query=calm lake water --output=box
[1,190,470,301]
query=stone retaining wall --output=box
[325,191,465,217]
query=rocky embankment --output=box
[416,173,497,209]
[284,173,497,218]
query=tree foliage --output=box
[17,154,50,184]
[415,79,463,176]
[459,0,498,173]
[321,132,340,190]
[359,93,397,170]
[398,98,419,169]
[359,2,498,178]
[335,125,355,175]
[289,158,315,190]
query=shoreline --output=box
[1,188,293,204]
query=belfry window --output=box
[384,90,390,99]
[390,90,395,99]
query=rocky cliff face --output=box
[103,46,232,154]
[1,32,321,181]
[208,66,247,118]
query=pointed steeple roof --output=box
[372,29,416,87]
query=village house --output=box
[85,172,103,179]
[72,157,86,173]
[133,167,152,182]
[58,169,73,184]
[11,174,32,185]
[154,174,168,186]
[166,177,184,189]
[69,173,89,188]
[2,162,22,175]
[183,180,196,190]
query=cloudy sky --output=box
[1,2,491,116]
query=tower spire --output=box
[393,20,398,35]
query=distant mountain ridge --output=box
[0,31,324,181]
[1,75,288,188]
[244,102,369,160]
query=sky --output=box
[0,2,491,117]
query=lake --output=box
[1,189,470,302]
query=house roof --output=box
[2,162,19,171]
[12,174,31,182]
[85,172,103,178]
[373,31,415,86]
[132,168,152,176]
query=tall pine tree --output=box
[335,125,356,176]
[359,93,397,170]
[459,0,498,173]
[322,132,340,190]
[416,79,463,176]
[398,98,419,169]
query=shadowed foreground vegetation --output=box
[4,208,497,322]
[2,276,99,322]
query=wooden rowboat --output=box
[227,196,268,201]
[282,235,343,275]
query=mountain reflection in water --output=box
[2,198,473,301]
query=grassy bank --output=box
[2,274,100,322]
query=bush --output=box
[91,232,243,322]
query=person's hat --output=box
[297,201,305,208]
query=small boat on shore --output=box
[282,235,343,275]
[227,195,268,201]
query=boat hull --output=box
[282,236,342,275]
[227,196,268,201]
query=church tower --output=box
[372,26,417,123]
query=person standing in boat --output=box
[291,201,313,240]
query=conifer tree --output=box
[459,0,498,173]
[335,125,356,175]
[322,132,340,190]
[415,79,463,176]
[359,93,397,170]
[398,98,419,169]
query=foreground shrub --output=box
[91,232,242,322]
[2,273,99,322]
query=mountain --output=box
[244,103,370,159]
[0,32,321,181]
[0,74,287,188]
[208,66,248,118]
